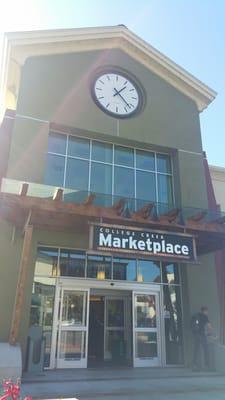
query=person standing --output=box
[191,306,212,371]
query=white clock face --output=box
[93,72,140,117]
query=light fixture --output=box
[97,266,105,280]
[137,273,143,282]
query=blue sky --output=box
[0,0,224,167]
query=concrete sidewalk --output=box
[20,368,225,399]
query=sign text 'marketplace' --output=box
[92,225,196,262]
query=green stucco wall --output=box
[0,47,220,369]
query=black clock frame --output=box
[90,66,146,119]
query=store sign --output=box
[92,225,196,262]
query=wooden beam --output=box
[53,188,63,202]
[188,210,207,222]
[19,183,29,197]
[84,193,96,206]
[210,216,225,225]
[113,198,126,216]
[133,203,155,219]
[161,208,180,223]
[9,224,33,345]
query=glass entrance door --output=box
[133,291,161,367]
[56,288,89,368]
[104,297,126,361]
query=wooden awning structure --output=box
[1,184,225,255]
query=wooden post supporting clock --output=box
[9,224,33,345]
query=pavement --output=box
[19,367,225,400]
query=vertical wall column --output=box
[9,224,33,345]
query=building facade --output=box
[0,26,225,375]
[210,166,225,212]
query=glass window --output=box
[29,277,56,368]
[48,132,66,154]
[158,175,173,205]
[136,332,157,359]
[107,299,124,327]
[44,154,65,187]
[35,247,59,276]
[90,162,112,195]
[135,295,157,328]
[136,150,155,171]
[65,158,89,190]
[59,250,85,277]
[157,154,171,174]
[59,331,86,360]
[114,145,134,167]
[68,136,90,159]
[163,285,183,365]
[136,171,156,201]
[92,141,113,163]
[113,257,136,281]
[87,254,111,279]
[61,290,86,325]
[137,260,161,283]
[162,263,179,284]
[114,167,135,198]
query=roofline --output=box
[209,165,225,173]
[0,25,217,119]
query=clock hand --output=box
[113,88,130,108]
[113,86,127,96]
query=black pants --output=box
[192,334,210,369]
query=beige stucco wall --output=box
[210,165,225,212]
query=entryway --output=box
[88,290,132,367]
[50,280,162,369]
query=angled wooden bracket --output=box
[84,193,96,206]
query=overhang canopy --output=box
[1,179,225,258]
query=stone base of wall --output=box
[0,343,22,380]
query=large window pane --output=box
[164,285,183,365]
[68,136,90,159]
[137,260,161,283]
[61,291,86,325]
[59,331,86,360]
[65,158,89,190]
[35,247,59,276]
[135,295,156,328]
[48,132,66,154]
[136,150,155,171]
[136,171,156,201]
[157,154,171,174]
[113,257,136,281]
[60,250,85,277]
[114,145,134,167]
[45,154,65,187]
[136,332,157,359]
[29,277,56,368]
[114,167,134,198]
[87,254,111,279]
[157,175,173,205]
[107,299,124,327]
[92,141,113,163]
[162,263,179,284]
[90,162,112,195]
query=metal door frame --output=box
[132,289,162,367]
[50,283,90,368]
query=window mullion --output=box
[88,140,92,194]
[63,135,69,188]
